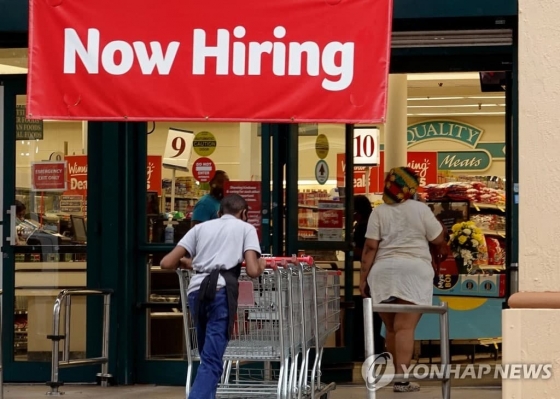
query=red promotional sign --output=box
[31,161,67,191]
[337,151,439,194]
[65,155,163,196]
[27,0,392,123]
[192,157,216,183]
[336,152,382,193]
[147,155,163,196]
[318,200,344,241]
[65,155,88,196]
[318,202,344,229]
[407,152,439,187]
[224,181,262,239]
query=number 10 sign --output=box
[353,127,380,166]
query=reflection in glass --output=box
[12,95,89,362]
[146,254,184,359]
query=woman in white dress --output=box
[360,167,446,392]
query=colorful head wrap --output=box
[382,167,420,204]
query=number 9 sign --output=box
[353,127,380,166]
[171,136,187,158]
[163,128,195,170]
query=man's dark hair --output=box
[220,194,248,215]
[15,200,26,214]
[354,195,372,219]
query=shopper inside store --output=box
[191,170,230,226]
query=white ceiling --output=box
[0,49,505,117]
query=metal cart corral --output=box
[177,256,340,399]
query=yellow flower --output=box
[458,236,467,245]
[452,224,462,233]
[473,234,484,242]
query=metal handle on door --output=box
[6,205,16,246]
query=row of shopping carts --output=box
[177,256,340,399]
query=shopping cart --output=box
[177,256,339,399]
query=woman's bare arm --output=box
[360,238,379,297]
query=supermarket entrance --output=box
[282,68,514,380]
[258,20,517,377]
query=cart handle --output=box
[241,255,314,269]
[261,255,314,264]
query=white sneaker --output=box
[393,382,420,392]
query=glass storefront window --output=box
[296,124,346,244]
[144,122,258,360]
[13,95,88,361]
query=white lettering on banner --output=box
[71,178,88,190]
[68,162,88,176]
[64,28,180,75]
[62,27,354,91]
[192,26,355,91]
[408,158,431,186]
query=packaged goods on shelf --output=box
[486,236,506,266]
[297,189,330,206]
[471,214,506,231]
[298,208,318,228]
[424,181,505,205]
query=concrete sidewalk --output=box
[2,384,501,398]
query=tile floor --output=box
[1,384,501,399]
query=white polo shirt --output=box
[177,214,261,295]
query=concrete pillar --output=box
[383,74,408,172]
[502,0,560,397]
[238,123,260,180]
[250,124,261,180]
[82,121,88,155]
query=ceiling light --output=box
[408,112,505,116]
[0,64,27,75]
[408,97,464,101]
[408,95,505,101]
[407,104,505,108]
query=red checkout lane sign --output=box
[224,181,262,240]
[31,161,67,191]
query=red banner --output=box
[147,155,163,196]
[65,155,162,196]
[337,151,438,194]
[65,155,88,196]
[27,0,392,123]
[31,161,67,192]
[407,152,439,187]
[224,182,262,240]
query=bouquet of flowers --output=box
[449,221,487,274]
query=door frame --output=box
[1,75,99,382]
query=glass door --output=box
[1,76,96,382]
